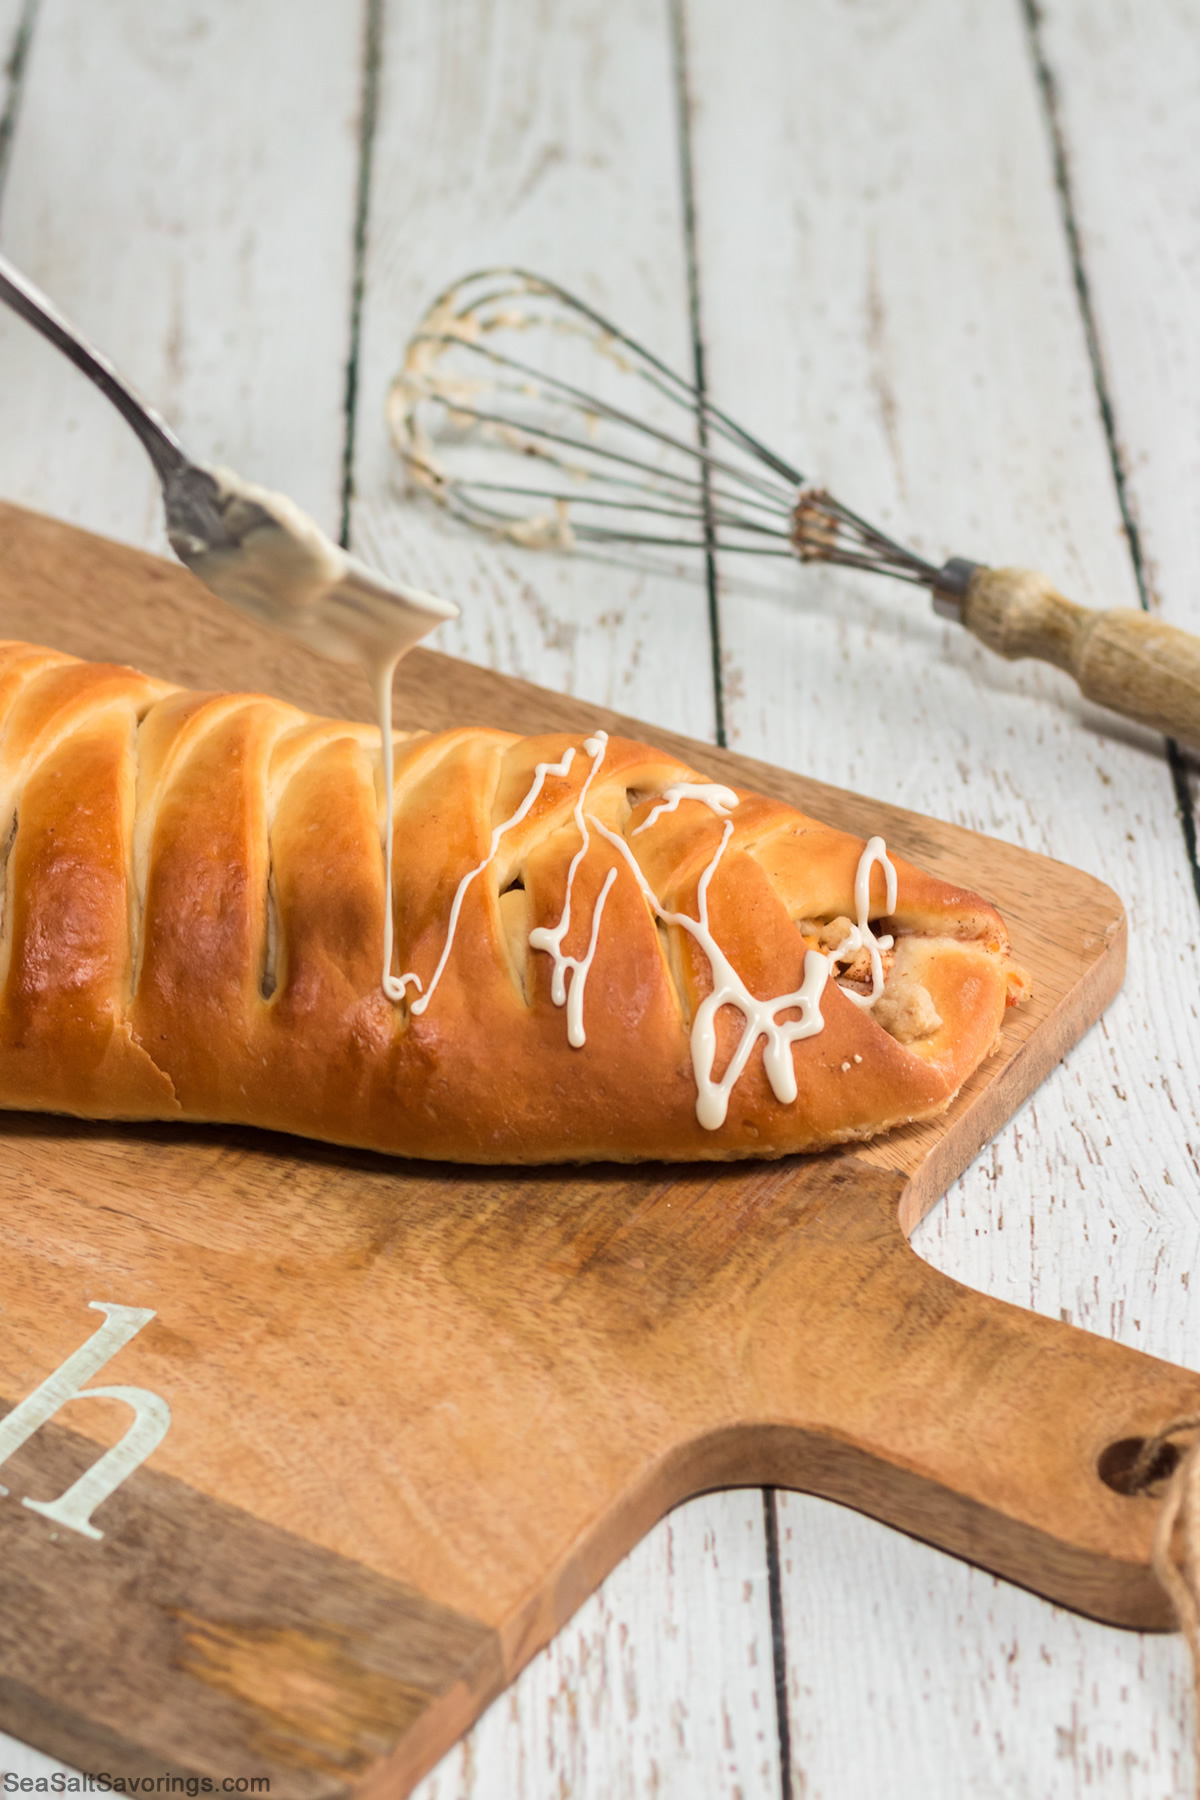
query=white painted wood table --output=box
[1,1,1198,1793]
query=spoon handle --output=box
[0,251,187,484]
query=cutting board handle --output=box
[705,1165,1200,1629]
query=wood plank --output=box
[0,0,362,545]
[777,1495,1194,1800]
[345,4,768,1791]
[349,0,718,737]
[1034,0,1200,637]
[677,0,1200,1791]
[931,6,1200,1788]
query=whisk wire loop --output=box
[390,265,940,577]
[403,324,799,514]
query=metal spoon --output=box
[0,251,458,660]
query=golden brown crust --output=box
[0,641,1024,1163]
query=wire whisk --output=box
[388,268,944,586]
[388,266,1200,752]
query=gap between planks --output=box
[1019,0,1200,919]
[339,0,384,553]
[667,0,726,752]
[0,0,37,211]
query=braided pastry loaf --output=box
[0,641,1024,1163]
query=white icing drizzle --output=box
[632,782,740,836]
[590,818,897,1129]
[389,746,577,1011]
[527,731,616,1046]
[374,657,403,1008]
[378,700,897,1135]
[590,817,820,1128]
[828,835,898,1009]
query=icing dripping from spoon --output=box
[390,746,578,1011]
[527,732,617,1046]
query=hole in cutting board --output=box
[1098,1435,1182,1496]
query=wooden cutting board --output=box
[0,501,1197,1797]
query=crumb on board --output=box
[1006,962,1032,1005]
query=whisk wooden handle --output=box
[959,567,1200,749]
